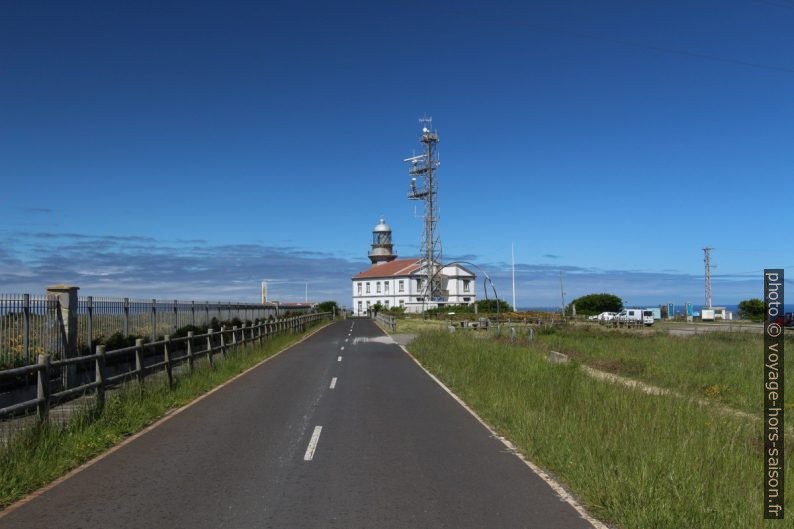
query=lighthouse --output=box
[352,217,476,314]
[367,218,397,265]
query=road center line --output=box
[337,356,342,362]
[303,426,323,461]
[330,377,337,389]
[340,346,344,350]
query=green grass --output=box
[523,325,794,427]
[392,317,446,334]
[0,320,330,508]
[408,331,792,529]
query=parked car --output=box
[785,313,794,328]
[597,311,617,321]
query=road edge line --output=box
[0,319,336,518]
[386,332,610,529]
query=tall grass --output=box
[393,318,446,334]
[526,326,793,427]
[409,331,792,529]
[0,321,328,508]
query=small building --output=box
[701,307,732,321]
[645,307,662,320]
[351,219,476,315]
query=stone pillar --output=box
[46,284,79,388]
[47,284,79,356]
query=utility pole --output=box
[703,247,713,309]
[511,243,516,311]
[406,118,442,305]
[305,282,308,303]
[559,271,566,317]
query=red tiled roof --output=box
[352,258,422,279]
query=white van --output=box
[616,309,654,326]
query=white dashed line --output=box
[337,356,342,362]
[303,426,323,461]
[330,377,337,389]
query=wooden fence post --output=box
[37,353,51,422]
[163,335,173,388]
[232,325,238,350]
[206,328,214,367]
[187,331,194,372]
[95,345,106,409]
[220,326,227,358]
[135,338,145,383]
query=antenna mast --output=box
[703,246,713,308]
[405,117,442,304]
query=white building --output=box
[351,219,476,315]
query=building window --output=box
[357,301,362,313]
[463,279,470,293]
[385,300,390,308]
[377,281,381,293]
[384,281,389,293]
[357,282,362,295]
[366,282,371,293]
[463,297,471,302]
[366,301,371,309]
[399,299,405,307]
[399,280,404,292]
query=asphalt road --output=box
[1,319,598,528]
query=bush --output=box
[566,293,623,316]
[738,298,764,321]
[315,300,339,313]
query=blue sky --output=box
[1,0,792,308]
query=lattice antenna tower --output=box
[703,246,713,308]
[405,117,442,301]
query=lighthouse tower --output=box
[368,218,397,265]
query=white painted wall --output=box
[351,263,476,315]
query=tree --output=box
[738,298,765,321]
[315,300,339,314]
[371,302,384,316]
[566,293,623,316]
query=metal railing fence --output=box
[75,297,282,354]
[2,293,301,368]
[0,294,64,368]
